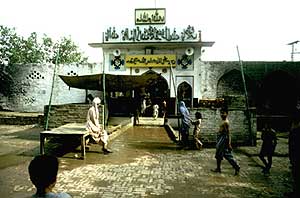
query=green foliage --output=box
[0,25,88,65]
[0,25,22,64]
[54,36,88,64]
[0,25,88,97]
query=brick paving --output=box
[0,124,293,198]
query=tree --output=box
[53,36,88,64]
[0,25,22,65]
[0,25,88,97]
[0,25,88,65]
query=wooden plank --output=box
[41,131,88,135]
[40,123,89,159]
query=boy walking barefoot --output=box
[191,112,203,149]
[211,108,240,175]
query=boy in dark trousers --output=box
[259,121,277,175]
[211,108,240,175]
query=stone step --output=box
[0,111,44,125]
[136,117,164,126]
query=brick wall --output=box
[200,61,300,100]
[2,61,300,114]
[188,108,256,146]
[43,103,104,129]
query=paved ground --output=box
[0,122,294,198]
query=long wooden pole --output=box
[170,63,177,115]
[236,46,253,145]
[45,49,59,130]
[102,50,106,129]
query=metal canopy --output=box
[59,71,162,92]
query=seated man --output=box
[28,154,72,198]
[86,97,112,154]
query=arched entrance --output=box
[217,69,245,97]
[177,81,192,108]
[256,70,298,131]
[140,70,169,117]
[258,70,298,115]
[216,69,255,108]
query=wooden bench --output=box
[40,123,89,159]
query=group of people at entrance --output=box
[179,101,277,175]
[178,100,285,176]
[179,101,240,175]
[134,94,168,125]
[179,100,300,179]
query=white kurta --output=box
[86,106,108,145]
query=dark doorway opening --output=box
[109,70,170,118]
[177,81,192,108]
[143,70,169,117]
[257,70,299,131]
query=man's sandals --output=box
[102,148,113,155]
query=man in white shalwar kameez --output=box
[86,97,112,154]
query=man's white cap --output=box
[93,97,101,104]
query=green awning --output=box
[59,72,162,92]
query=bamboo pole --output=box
[170,62,181,141]
[102,51,106,129]
[236,46,253,145]
[45,49,59,130]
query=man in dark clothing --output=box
[289,108,300,197]
[259,121,277,175]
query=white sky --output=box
[1,0,300,63]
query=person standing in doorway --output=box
[179,101,192,149]
[212,107,240,175]
[153,104,159,120]
[86,97,112,154]
[133,94,141,125]
[140,97,147,116]
[259,120,277,175]
[162,100,167,118]
[161,100,168,124]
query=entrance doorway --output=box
[177,81,192,108]
[141,70,169,117]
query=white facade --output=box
[102,47,203,99]
[90,24,214,108]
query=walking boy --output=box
[259,120,277,174]
[212,108,240,175]
[191,111,203,149]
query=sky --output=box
[1,0,300,63]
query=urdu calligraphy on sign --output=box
[104,25,200,43]
[135,8,166,25]
[125,55,176,67]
